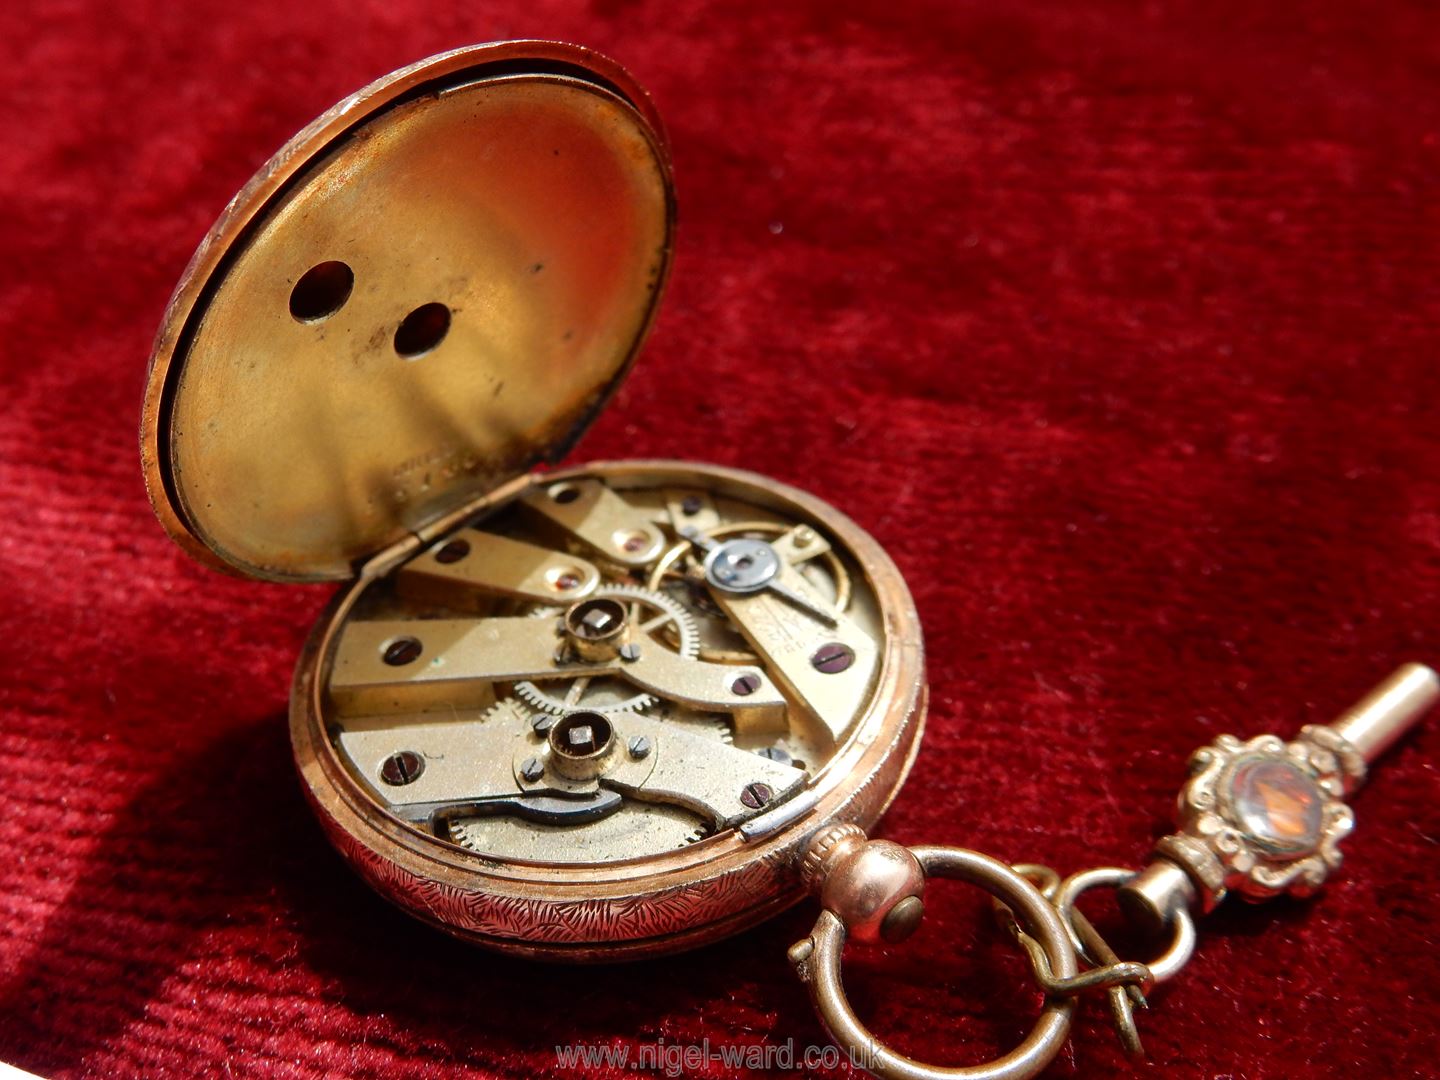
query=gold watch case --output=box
[141,41,927,961]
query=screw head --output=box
[380,750,425,786]
[793,526,816,549]
[730,673,762,697]
[520,756,544,783]
[680,495,703,516]
[382,637,423,666]
[627,735,652,760]
[811,642,855,674]
[880,895,926,943]
[704,538,781,593]
[740,782,774,810]
[619,530,651,553]
[756,746,792,765]
[619,642,641,662]
[434,539,470,564]
[531,714,556,736]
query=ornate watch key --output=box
[140,40,1434,1080]
[787,664,1437,1077]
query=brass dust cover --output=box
[141,42,675,582]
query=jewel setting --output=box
[1229,756,1326,854]
[1154,725,1366,908]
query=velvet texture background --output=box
[3,2,1439,1077]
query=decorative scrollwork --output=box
[1165,729,1363,907]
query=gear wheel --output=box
[514,584,700,715]
[479,696,532,728]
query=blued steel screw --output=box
[531,714,556,736]
[811,642,855,674]
[628,735,652,760]
[731,673,762,696]
[740,782,774,810]
[434,539,470,564]
[619,642,641,662]
[520,757,544,783]
[681,495,703,516]
[380,750,424,786]
[756,746,792,765]
[383,637,423,666]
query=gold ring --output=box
[1053,866,1197,984]
[791,846,1077,1080]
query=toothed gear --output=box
[514,585,700,715]
[448,820,481,849]
[481,697,531,727]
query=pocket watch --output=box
[139,40,927,961]
[139,40,1435,1080]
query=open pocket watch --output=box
[139,37,931,976]
[139,40,1435,1080]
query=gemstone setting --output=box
[1228,756,1325,856]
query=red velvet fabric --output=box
[4,2,1440,1077]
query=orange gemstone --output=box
[1230,757,1324,854]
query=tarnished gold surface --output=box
[142,44,674,581]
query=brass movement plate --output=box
[292,461,925,959]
